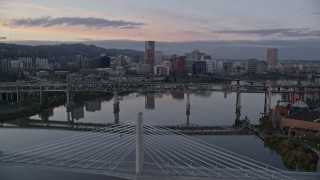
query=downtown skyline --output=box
[0,0,320,59]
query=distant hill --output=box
[0,43,144,61]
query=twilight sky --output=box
[0,0,319,59]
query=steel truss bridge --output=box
[1,113,319,180]
[0,82,319,93]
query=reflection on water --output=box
[145,94,155,110]
[29,91,281,126]
[85,99,102,112]
[171,91,184,100]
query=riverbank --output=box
[0,103,40,121]
[264,135,319,171]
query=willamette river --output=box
[0,91,319,179]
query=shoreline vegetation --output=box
[260,115,319,171]
[264,135,319,171]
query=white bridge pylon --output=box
[0,113,298,179]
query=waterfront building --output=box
[144,41,155,72]
[223,61,233,74]
[171,55,186,76]
[154,51,163,65]
[192,61,206,75]
[246,59,258,74]
[67,73,84,83]
[280,108,320,141]
[185,49,209,61]
[267,48,278,67]
[136,63,151,75]
[257,61,268,74]
[205,60,214,74]
[114,66,126,76]
[154,65,169,76]
[162,61,172,73]
[83,74,101,83]
[185,59,196,74]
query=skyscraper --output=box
[144,41,155,73]
[267,48,278,67]
[154,51,163,65]
[76,55,89,69]
[98,54,110,68]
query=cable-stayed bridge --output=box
[1,113,319,180]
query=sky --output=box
[0,0,319,59]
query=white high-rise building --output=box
[19,57,33,68]
[154,51,163,65]
[205,60,214,73]
[36,58,49,69]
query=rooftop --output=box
[286,110,320,122]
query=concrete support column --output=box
[0,92,3,102]
[67,110,71,122]
[10,93,13,101]
[135,112,144,174]
[16,86,19,103]
[113,92,120,124]
[40,85,43,105]
[186,92,190,128]
[263,93,268,115]
[66,90,70,105]
[235,80,241,129]
[268,84,272,114]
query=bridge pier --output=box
[66,90,70,106]
[136,112,144,174]
[186,92,190,128]
[16,86,19,103]
[263,93,267,114]
[39,85,43,105]
[235,80,241,129]
[113,92,120,124]
[267,83,272,114]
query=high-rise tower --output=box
[144,41,155,73]
[267,48,278,67]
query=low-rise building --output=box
[67,73,84,83]
[280,108,320,141]
[136,64,151,75]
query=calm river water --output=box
[0,91,319,179]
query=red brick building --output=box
[171,56,186,76]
